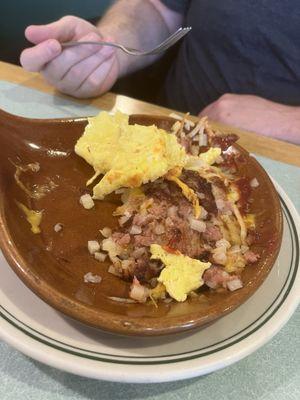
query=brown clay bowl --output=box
[0,108,283,336]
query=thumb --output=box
[25,16,80,45]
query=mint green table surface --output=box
[0,81,299,400]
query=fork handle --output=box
[61,41,137,52]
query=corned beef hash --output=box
[75,111,260,304]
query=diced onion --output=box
[250,178,259,188]
[227,278,243,291]
[79,194,94,210]
[212,250,227,265]
[130,225,142,235]
[108,264,122,277]
[88,240,100,254]
[119,214,131,225]
[129,278,149,303]
[229,244,241,254]
[189,217,206,233]
[54,223,63,232]
[102,238,122,257]
[94,251,107,262]
[100,227,112,238]
[200,207,208,219]
[216,239,231,249]
[241,244,249,254]
[216,199,225,210]
[121,259,133,271]
[154,224,165,235]
[84,272,102,283]
[167,205,178,218]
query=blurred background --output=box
[0,0,112,65]
[0,0,176,104]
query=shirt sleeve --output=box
[160,0,190,14]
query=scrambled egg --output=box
[16,201,43,234]
[199,147,221,166]
[75,111,187,199]
[150,244,211,302]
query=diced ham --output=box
[112,232,131,246]
[210,133,238,151]
[244,250,260,263]
[132,247,146,258]
[203,266,243,291]
[134,235,154,247]
[167,205,178,219]
[203,225,222,242]
[132,214,153,226]
[204,266,231,289]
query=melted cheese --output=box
[150,244,210,302]
[16,201,43,234]
[166,175,201,218]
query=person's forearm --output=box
[97,0,182,76]
[199,94,300,145]
[283,107,300,144]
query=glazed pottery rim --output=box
[0,111,283,336]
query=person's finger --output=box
[20,39,62,72]
[25,16,81,45]
[74,55,119,98]
[42,32,114,83]
[56,47,116,94]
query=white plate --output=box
[0,181,299,383]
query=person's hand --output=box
[199,94,300,144]
[20,16,120,98]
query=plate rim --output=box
[0,180,299,383]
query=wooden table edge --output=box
[0,61,299,167]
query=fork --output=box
[61,27,192,56]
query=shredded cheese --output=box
[166,175,201,218]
